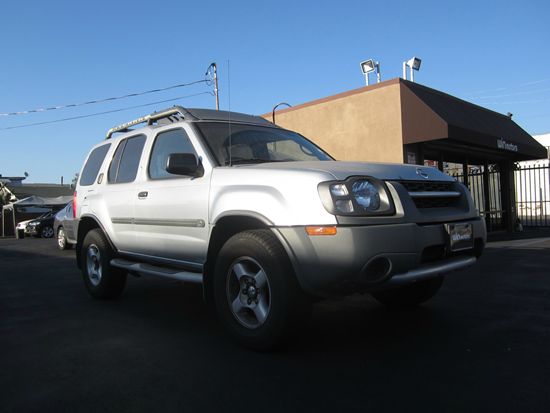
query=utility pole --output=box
[212,63,219,110]
[206,63,220,110]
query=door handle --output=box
[138,191,148,199]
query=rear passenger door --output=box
[131,126,211,267]
[64,203,77,242]
[101,134,147,252]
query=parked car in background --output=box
[53,202,77,250]
[16,211,53,236]
[27,211,56,238]
[16,219,35,236]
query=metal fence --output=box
[452,162,550,229]
[453,166,504,231]
[515,162,550,227]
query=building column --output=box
[499,160,516,233]
[462,162,469,189]
[483,162,491,232]
[403,143,424,165]
[437,152,444,172]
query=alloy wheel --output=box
[57,229,66,248]
[226,257,271,329]
[86,244,102,287]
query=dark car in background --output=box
[26,211,56,238]
[53,203,77,250]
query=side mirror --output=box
[166,153,204,177]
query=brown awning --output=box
[401,79,547,161]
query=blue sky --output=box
[1,0,549,183]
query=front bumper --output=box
[27,226,40,236]
[274,217,486,296]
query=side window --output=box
[108,140,125,183]
[79,144,110,186]
[148,128,197,180]
[108,135,146,184]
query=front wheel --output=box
[213,230,310,351]
[81,229,126,299]
[371,275,444,307]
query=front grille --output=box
[420,243,477,263]
[413,197,457,208]
[421,245,446,263]
[399,180,454,192]
[398,180,461,209]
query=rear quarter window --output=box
[79,144,110,186]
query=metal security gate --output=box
[515,162,550,227]
[453,165,504,231]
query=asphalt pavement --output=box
[1,236,549,412]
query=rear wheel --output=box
[371,275,444,307]
[81,229,126,299]
[213,229,310,351]
[57,227,71,250]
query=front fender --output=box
[209,170,336,226]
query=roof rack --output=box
[105,106,197,139]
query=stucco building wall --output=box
[263,79,405,163]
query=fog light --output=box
[335,199,354,213]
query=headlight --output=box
[321,177,394,216]
[351,180,380,211]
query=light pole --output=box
[272,102,292,124]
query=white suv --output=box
[75,106,486,349]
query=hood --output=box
[236,161,454,182]
[30,215,54,224]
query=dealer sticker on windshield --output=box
[445,223,474,252]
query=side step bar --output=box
[111,258,203,284]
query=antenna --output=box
[228,60,232,166]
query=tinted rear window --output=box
[109,135,146,184]
[79,144,110,186]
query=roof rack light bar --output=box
[105,106,194,139]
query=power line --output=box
[463,78,550,99]
[469,87,550,100]
[0,79,209,117]
[475,97,550,105]
[0,92,213,131]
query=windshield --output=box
[195,122,332,166]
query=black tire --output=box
[41,225,54,238]
[57,227,71,250]
[371,275,444,307]
[81,228,126,299]
[213,229,310,351]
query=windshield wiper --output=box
[227,158,275,165]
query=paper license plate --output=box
[445,223,474,252]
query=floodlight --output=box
[402,56,422,82]
[360,59,381,86]
[360,59,376,74]
[407,57,421,70]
